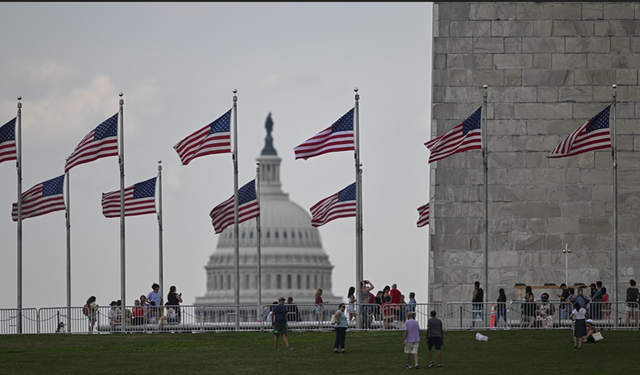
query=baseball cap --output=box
[109,301,117,306]
[560,283,567,288]
[278,297,285,301]
[586,319,593,324]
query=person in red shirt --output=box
[390,283,402,304]
[381,301,398,329]
[132,300,145,325]
[315,288,329,321]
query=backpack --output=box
[330,312,337,325]
[83,304,91,316]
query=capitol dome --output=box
[195,113,338,306]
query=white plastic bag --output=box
[475,332,489,341]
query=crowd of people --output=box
[83,283,183,332]
[83,277,639,342]
[354,280,418,329]
[261,281,417,329]
[493,278,640,333]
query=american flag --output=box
[548,105,611,159]
[294,108,354,160]
[210,179,259,234]
[65,114,119,172]
[416,203,430,228]
[12,175,66,221]
[173,109,232,165]
[310,182,356,227]
[0,117,17,164]
[425,106,482,163]
[101,177,157,218]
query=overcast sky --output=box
[0,2,433,309]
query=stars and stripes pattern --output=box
[294,108,354,160]
[425,106,482,163]
[65,113,119,172]
[101,177,157,218]
[0,117,17,164]
[548,105,611,159]
[416,203,430,228]
[11,175,66,221]
[173,109,232,165]
[210,179,259,234]
[310,182,356,227]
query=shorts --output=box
[404,341,419,354]
[315,306,322,315]
[169,316,179,325]
[273,322,288,335]
[428,336,443,350]
[626,303,638,312]
[347,304,355,313]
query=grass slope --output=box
[0,330,638,374]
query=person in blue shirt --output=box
[271,297,294,351]
[333,303,348,354]
[405,292,417,318]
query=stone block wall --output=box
[431,2,640,303]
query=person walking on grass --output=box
[426,310,444,368]
[333,303,348,354]
[402,311,420,369]
[272,297,294,351]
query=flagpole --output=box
[482,85,489,303]
[158,160,164,301]
[426,210,430,304]
[232,89,240,330]
[256,162,262,323]
[16,96,23,334]
[65,171,71,333]
[611,84,618,316]
[118,92,126,328]
[354,88,363,329]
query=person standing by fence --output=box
[359,280,375,327]
[471,281,484,329]
[626,279,639,328]
[496,288,507,328]
[167,286,183,323]
[84,296,98,332]
[346,286,356,321]
[315,288,327,321]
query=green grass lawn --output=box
[0,329,638,374]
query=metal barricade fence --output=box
[444,302,494,330]
[39,307,93,334]
[2,301,635,334]
[551,300,634,331]
[261,303,344,331]
[507,299,561,330]
[0,308,39,334]
[590,301,639,330]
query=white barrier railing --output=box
[444,302,494,330]
[1,301,637,334]
[0,308,39,334]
